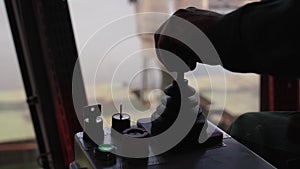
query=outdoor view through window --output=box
[1,0,259,168]
[0,0,39,168]
[69,0,260,131]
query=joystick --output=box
[150,72,206,149]
[136,53,223,152]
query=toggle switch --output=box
[112,104,130,133]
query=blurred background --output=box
[0,0,258,168]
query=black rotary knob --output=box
[122,126,149,165]
[122,126,149,138]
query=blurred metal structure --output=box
[261,76,300,111]
[4,0,87,168]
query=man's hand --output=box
[154,7,223,72]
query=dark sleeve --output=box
[207,0,299,77]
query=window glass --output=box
[0,1,40,168]
[69,0,260,131]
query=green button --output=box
[97,144,114,153]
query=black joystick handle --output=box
[151,72,206,149]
